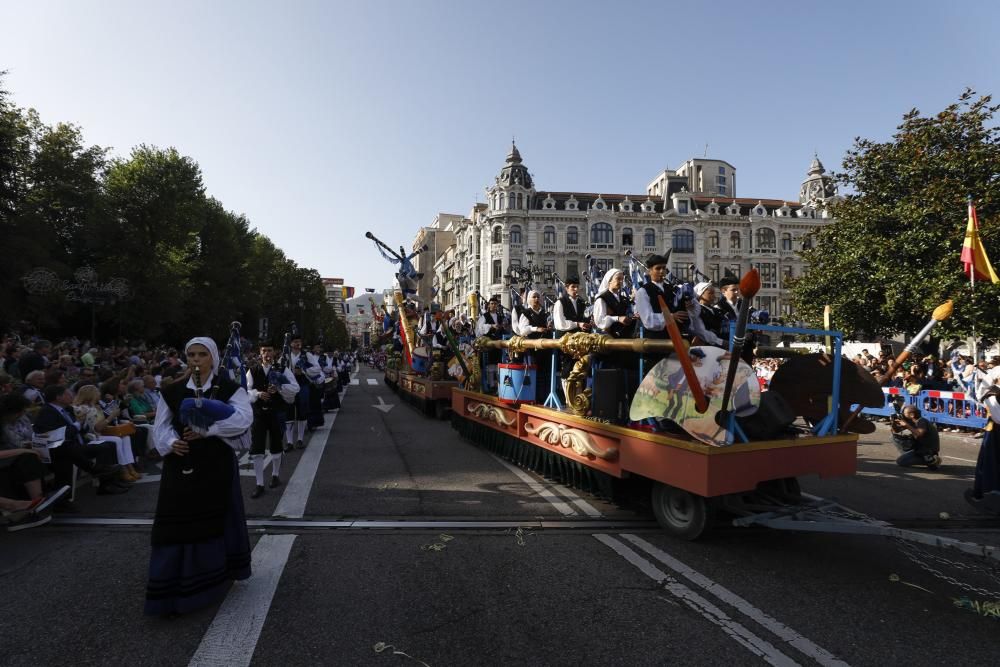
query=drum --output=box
[102,422,136,437]
[411,353,431,374]
[498,363,537,404]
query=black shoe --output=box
[97,483,129,495]
[269,475,282,489]
[283,443,294,453]
[250,485,266,499]
[53,499,79,513]
[295,440,306,450]
[92,464,122,480]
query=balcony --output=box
[541,243,557,252]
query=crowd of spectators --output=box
[0,332,197,531]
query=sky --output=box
[3,0,999,293]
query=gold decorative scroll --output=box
[523,420,618,460]
[467,402,516,426]
[474,332,675,359]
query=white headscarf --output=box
[694,281,713,297]
[185,337,220,376]
[526,289,543,311]
[597,268,623,296]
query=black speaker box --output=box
[593,368,629,421]
[736,390,796,440]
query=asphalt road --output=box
[3,366,999,666]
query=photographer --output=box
[890,405,941,470]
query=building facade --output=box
[434,144,837,319]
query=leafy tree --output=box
[792,90,1000,343]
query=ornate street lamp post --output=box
[22,266,132,344]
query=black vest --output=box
[699,304,725,340]
[481,311,502,340]
[640,282,671,340]
[597,291,635,338]
[249,365,283,416]
[558,295,587,323]
[522,308,547,340]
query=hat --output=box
[564,275,580,286]
[719,276,739,288]
[488,295,501,303]
[694,281,713,297]
[646,253,668,268]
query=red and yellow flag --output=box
[961,199,999,284]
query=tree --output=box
[792,90,1000,342]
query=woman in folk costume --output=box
[517,290,552,402]
[967,367,1000,514]
[145,337,253,616]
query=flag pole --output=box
[970,195,977,361]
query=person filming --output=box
[890,405,941,470]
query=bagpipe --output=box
[267,330,294,388]
[178,364,237,474]
[223,321,247,389]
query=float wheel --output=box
[651,483,711,540]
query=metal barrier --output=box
[915,389,988,430]
[857,388,986,430]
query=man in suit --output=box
[34,384,126,500]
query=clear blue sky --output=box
[3,0,998,293]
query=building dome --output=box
[799,154,837,206]
[496,141,533,189]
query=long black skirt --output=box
[144,447,251,616]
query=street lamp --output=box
[22,266,132,343]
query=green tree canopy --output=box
[792,90,1000,343]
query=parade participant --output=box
[476,297,504,391]
[592,268,635,338]
[145,337,253,616]
[246,341,299,499]
[518,290,552,402]
[553,276,591,390]
[718,275,740,321]
[286,333,320,450]
[690,282,726,347]
[967,371,1000,513]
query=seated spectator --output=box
[34,384,128,500]
[142,374,162,407]
[71,366,99,393]
[80,347,98,369]
[18,339,51,377]
[19,370,46,408]
[1,394,51,504]
[73,385,141,482]
[127,378,156,423]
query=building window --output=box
[709,264,720,282]
[677,200,689,215]
[756,228,776,250]
[671,264,691,281]
[728,264,741,278]
[708,231,720,250]
[622,228,633,247]
[510,225,522,245]
[782,265,793,287]
[543,225,556,245]
[781,233,792,251]
[718,185,727,195]
[802,235,813,250]
[718,166,725,175]
[492,226,502,244]
[590,223,613,247]
[729,231,741,251]
[716,175,726,186]
[643,228,656,248]
[492,260,502,284]
[565,259,578,280]
[755,262,777,288]
[468,237,473,254]
[594,258,614,275]
[566,226,579,245]
[672,229,695,253]
[543,260,555,277]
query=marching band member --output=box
[518,290,553,402]
[592,268,635,339]
[967,369,1000,513]
[476,297,504,391]
[690,282,726,347]
[553,276,591,392]
[146,337,253,616]
[635,254,690,368]
[286,334,321,450]
[245,341,298,499]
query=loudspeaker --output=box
[736,391,796,440]
[593,368,629,421]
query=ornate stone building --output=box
[431,143,838,318]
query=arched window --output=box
[509,225,522,245]
[708,231,720,250]
[492,226,502,244]
[622,227,634,247]
[543,225,556,244]
[730,231,742,251]
[566,226,579,245]
[590,223,613,246]
[508,193,516,209]
[468,237,473,254]
[672,229,695,253]
[756,228,776,249]
[781,233,792,251]
[644,228,656,248]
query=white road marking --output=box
[943,455,977,464]
[595,534,800,667]
[350,378,359,385]
[372,396,394,413]
[367,378,378,385]
[237,452,274,477]
[272,399,341,519]
[547,483,603,517]
[490,455,576,516]
[188,534,297,667]
[620,534,848,667]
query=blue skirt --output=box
[973,425,999,498]
[144,456,251,616]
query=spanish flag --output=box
[961,198,999,284]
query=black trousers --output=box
[49,440,117,488]
[251,410,286,455]
[0,453,48,498]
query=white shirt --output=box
[152,372,253,456]
[246,364,300,405]
[476,312,501,337]
[591,294,619,332]
[553,298,583,332]
[634,282,669,332]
